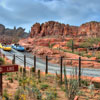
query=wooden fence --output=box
[1,54,100,86]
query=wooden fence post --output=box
[38,70,40,80]
[23,55,26,77]
[45,56,48,74]
[60,56,63,84]
[34,56,36,72]
[79,57,81,87]
[0,65,2,96]
[12,54,15,64]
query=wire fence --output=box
[1,53,100,87]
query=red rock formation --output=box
[31,21,78,37]
[78,21,100,37]
[30,21,100,37]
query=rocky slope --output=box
[0,24,29,43]
[30,21,100,37]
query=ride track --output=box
[0,48,100,77]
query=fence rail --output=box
[1,53,100,86]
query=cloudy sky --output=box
[0,0,100,32]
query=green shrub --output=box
[40,84,49,90]
[46,92,57,100]
[14,88,24,100]
[7,77,13,83]
[64,66,79,100]
[48,41,55,49]
[86,55,93,58]
[31,67,35,72]
[81,80,89,86]
[14,76,18,80]
[93,82,100,88]
[3,89,9,100]
[0,57,4,64]
[20,67,23,73]
[32,87,42,100]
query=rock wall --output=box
[0,24,29,38]
[30,21,100,37]
[0,24,29,44]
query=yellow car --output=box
[0,44,3,48]
[3,45,12,51]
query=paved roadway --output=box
[0,48,100,77]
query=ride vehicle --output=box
[0,43,3,48]
[12,44,25,51]
[3,45,12,51]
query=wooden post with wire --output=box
[34,56,36,72]
[79,57,81,87]
[60,56,63,84]
[23,55,26,77]
[12,54,15,64]
[45,56,48,74]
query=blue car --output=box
[12,44,25,51]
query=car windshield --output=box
[5,45,10,47]
[18,45,22,47]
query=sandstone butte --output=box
[30,21,100,37]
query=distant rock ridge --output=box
[30,21,100,37]
[0,24,29,38]
[0,24,29,44]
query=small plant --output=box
[48,41,55,49]
[93,82,100,88]
[7,77,13,83]
[30,67,35,72]
[32,87,42,100]
[67,39,74,52]
[64,66,79,100]
[3,89,9,100]
[20,67,23,73]
[40,84,49,90]
[0,57,4,65]
[81,80,89,86]
[88,83,95,98]
[77,90,85,96]
[46,91,57,100]
[14,76,18,80]
[86,55,93,58]
[14,88,25,100]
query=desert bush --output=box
[20,67,23,73]
[86,55,93,58]
[67,39,74,52]
[14,89,20,100]
[3,89,9,100]
[30,67,35,72]
[48,41,55,49]
[64,66,79,100]
[7,77,13,83]
[40,84,49,90]
[93,82,100,88]
[32,87,42,100]
[0,57,4,64]
[46,92,57,100]
[81,80,89,86]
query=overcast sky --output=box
[0,0,100,32]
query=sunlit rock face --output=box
[30,21,100,38]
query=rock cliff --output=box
[0,24,29,44]
[30,21,100,37]
[0,25,29,38]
